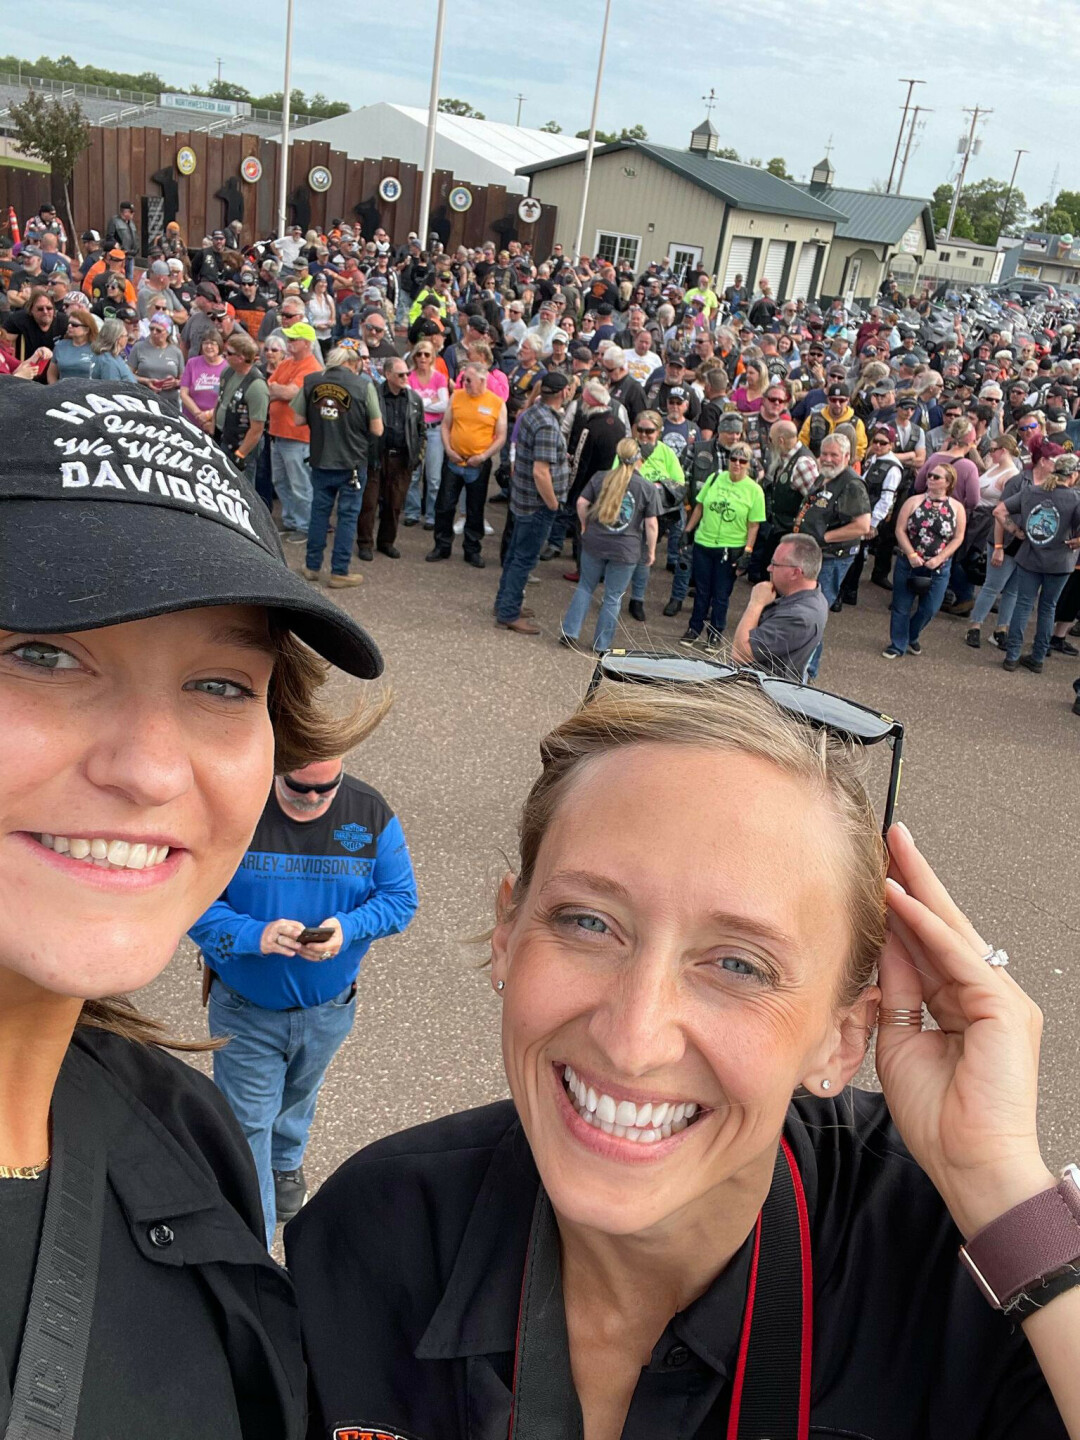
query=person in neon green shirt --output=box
[624,410,686,621]
[679,442,766,648]
[683,272,720,317]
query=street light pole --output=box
[417,0,447,249]
[572,0,612,264]
[997,148,1028,241]
[275,0,295,240]
[886,79,923,194]
[515,94,526,126]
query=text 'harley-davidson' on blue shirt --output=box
[189,775,418,1011]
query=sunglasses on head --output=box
[584,652,904,836]
[281,770,344,795]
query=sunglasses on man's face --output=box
[584,652,904,836]
[281,770,344,796]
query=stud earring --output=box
[820,1078,832,1091]
[496,980,505,992]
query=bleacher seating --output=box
[0,75,318,139]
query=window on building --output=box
[955,250,967,260]
[594,230,640,270]
[939,251,951,263]
[972,256,984,268]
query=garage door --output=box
[761,239,790,297]
[723,236,754,290]
[793,242,818,301]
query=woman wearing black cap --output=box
[0,379,383,1439]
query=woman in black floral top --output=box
[883,462,967,658]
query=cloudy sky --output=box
[24,0,1075,218]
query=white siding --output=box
[723,236,754,288]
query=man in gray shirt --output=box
[732,532,829,680]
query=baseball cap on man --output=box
[0,382,381,679]
[826,382,849,398]
[196,282,222,302]
[283,322,317,342]
[107,248,126,261]
[539,370,570,394]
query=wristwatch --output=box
[959,1164,1080,1317]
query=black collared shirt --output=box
[287,1093,1065,1440]
[0,1028,305,1439]
[382,385,410,451]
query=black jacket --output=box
[286,1097,1064,1440]
[105,213,139,256]
[0,1027,305,1439]
[377,382,425,470]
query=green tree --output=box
[951,207,975,241]
[1047,208,1074,235]
[439,97,485,118]
[931,183,953,233]
[765,156,791,179]
[576,128,616,143]
[715,145,740,162]
[1048,190,1080,233]
[539,119,562,133]
[8,89,89,259]
[206,80,252,102]
[619,123,647,141]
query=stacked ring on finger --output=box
[878,1006,924,1027]
[981,946,1010,968]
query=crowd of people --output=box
[3,199,1079,701]
[2,192,1079,1440]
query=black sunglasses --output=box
[281,770,344,795]
[585,652,904,836]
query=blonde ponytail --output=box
[592,437,641,526]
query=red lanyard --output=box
[509,1135,812,1440]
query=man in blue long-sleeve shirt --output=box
[189,756,417,1240]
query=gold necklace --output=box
[0,1157,50,1180]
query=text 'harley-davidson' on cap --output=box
[0,379,383,679]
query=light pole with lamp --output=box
[417,0,448,251]
[275,0,295,241]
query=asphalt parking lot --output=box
[141,517,1080,1222]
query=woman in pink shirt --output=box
[406,340,450,527]
[453,341,509,401]
[180,329,227,433]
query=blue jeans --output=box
[496,508,555,623]
[271,437,313,532]
[688,544,737,638]
[806,553,856,679]
[971,546,1019,629]
[547,500,574,553]
[209,977,358,1243]
[948,552,975,604]
[1005,566,1072,663]
[404,423,443,522]
[630,530,655,602]
[306,465,367,574]
[889,553,951,653]
[562,549,637,651]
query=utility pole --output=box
[945,106,991,240]
[216,58,223,85]
[897,105,932,195]
[998,148,1027,240]
[515,94,526,126]
[886,79,923,194]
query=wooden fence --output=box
[0,124,557,257]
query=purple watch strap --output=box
[962,1170,1080,1307]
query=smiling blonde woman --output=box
[289,675,1076,1440]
